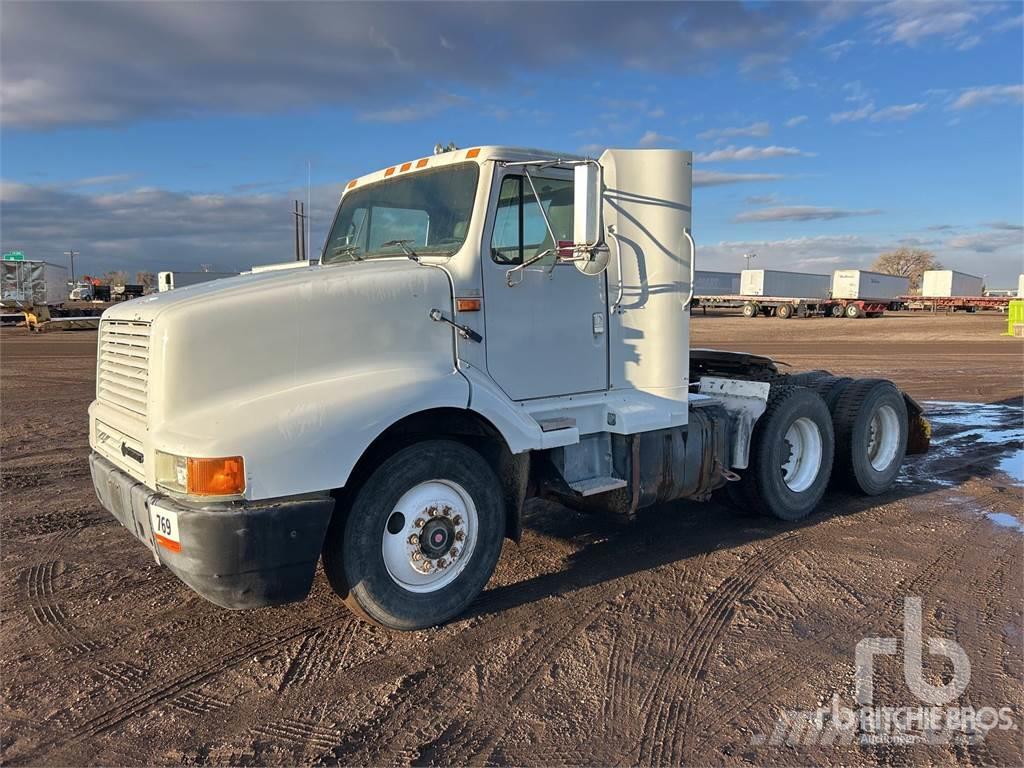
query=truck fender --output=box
[154,368,471,501]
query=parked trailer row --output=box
[903,295,1014,313]
[693,295,897,318]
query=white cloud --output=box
[993,14,1024,32]
[693,171,784,187]
[638,130,677,148]
[950,85,1024,111]
[870,103,926,121]
[830,101,925,123]
[821,39,855,60]
[785,115,808,127]
[735,206,882,223]
[868,1,993,49]
[946,230,1024,253]
[0,3,824,128]
[695,145,813,162]
[830,102,876,124]
[358,93,465,122]
[698,121,771,141]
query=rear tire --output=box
[830,304,845,318]
[777,304,793,319]
[742,302,758,318]
[845,303,863,319]
[731,385,834,522]
[832,379,908,495]
[322,440,505,630]
[807,375,855,412]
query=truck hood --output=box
[102,260,457,429]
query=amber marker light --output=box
[187,456,245,496]
[465,148,480,158]
[456,298,481,312]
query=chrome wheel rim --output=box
[381,479,477,593]
[781,417,823,492]
[867,404,901,471]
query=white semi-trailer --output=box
[921,270,984,297]
[831,270,909,301]
[694,270,740,296]
[740,269,831,298]
[88,146,930,629]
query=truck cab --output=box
[88,146,928,629]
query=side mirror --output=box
[573,163,609,275]
[573,164,601,248]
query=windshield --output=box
[323,163,480,264]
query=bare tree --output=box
[871,248,941,293]
[102,270,129,286]
[135,271,156,292]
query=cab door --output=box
[481,171,608,401]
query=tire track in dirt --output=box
[686,508,1018,760]
[278,621,358,691]
[637,532,804,767]
[14,607,351,764]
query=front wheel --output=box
[323,440,505,630]
[742,302,758,318]
[845,303,864,319]
[777,303,794,319]
[730,385,835,521]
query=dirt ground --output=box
[2,312,1022,766]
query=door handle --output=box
[429,308,482,343]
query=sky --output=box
[1,1,1022,286]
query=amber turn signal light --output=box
[187,456,245,496]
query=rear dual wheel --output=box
[730,385,834,522]
[323,440,505,630]
[832,379,908,495]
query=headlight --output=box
[156,451,245,496]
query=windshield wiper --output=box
[382,239,420,262]
[332,244,364,260]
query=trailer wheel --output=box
[322,440,505,630]
[845,303,864,319]
[829,304,844,318]
[832,379,908,495]
[730,385,834,521]
[742,302,758,318]
[777,304,794,319]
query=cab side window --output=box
[490,175,574,265]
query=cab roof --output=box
[342,145,589,196]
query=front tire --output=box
[323,440,505,630]
[731,385,835,521]
[832,379,908,495]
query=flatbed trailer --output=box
[693,295,893,318]
[904,296,1013,313]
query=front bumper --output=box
[89,452,334,609]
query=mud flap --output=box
[903,393,931,455]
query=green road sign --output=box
[3,251,25,261]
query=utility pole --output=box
[743,252,757,270]
[64,249,79,282]
[293,201,307,261]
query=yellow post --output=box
[1007,299,1024,337]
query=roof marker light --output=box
[385,167,396,177]
[400,162,412,172]
[416,158,428,168]
[466,148,480,159]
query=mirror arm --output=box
[521,169,559,250]
[505,248,555,287]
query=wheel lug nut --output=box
[437,558,448,569]
[421,560,432,572]
[441,506,451,517]
[412,552,422,562]
[452,515,462,526]
[449,547,459,558]
[414,518,425,528]
[408,534,419,545]
[455,531,465,542]
[429,506,439,517]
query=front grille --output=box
[97,320,150,419]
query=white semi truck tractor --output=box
[88,147,930,629]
